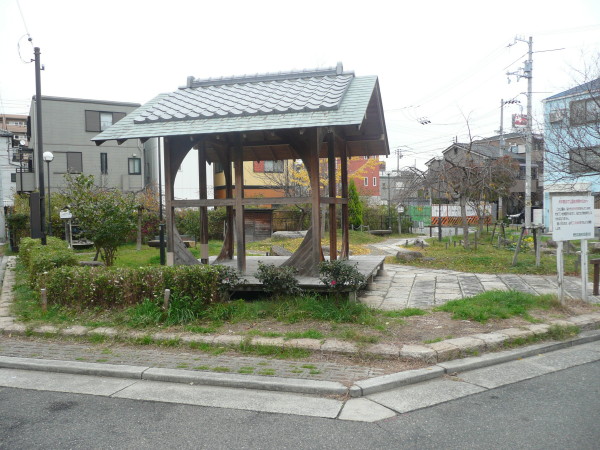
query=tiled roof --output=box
[92,65,380,142]
[544,77,600,101]
[0,129,13,137]
[135,71,353,124]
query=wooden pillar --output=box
[309,129,323,268]
[163,137,175,265]
[340,140,349,259]
[327,132,337,260]
[198,141,209,264]
[233,134,246,273]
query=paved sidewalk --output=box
[360,265,600,310]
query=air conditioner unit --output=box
[549,109,565,123]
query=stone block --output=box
[443,336,486,355]
[399,344,437,363]
[364,343,400,357]
[498,327,534,341]
[212,335,244,346]
[426,341,461,361]
[468,333,507,349]
[61,325,89,336]
[283,338,322,350]
[33,325,59,335]
[251,337,285,348]
[320,339,358,354]
[88,327,118,337]
[525,324,551,336]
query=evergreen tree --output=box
[348,179,363,228]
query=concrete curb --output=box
[0,356,348,396]
[2,329,600,398]
[347,329,600,397]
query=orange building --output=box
[348,156,381,197]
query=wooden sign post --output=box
[551,193,594,304]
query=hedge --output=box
[41,264,241,309]
[19,237,79,288]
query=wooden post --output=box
[163,289,171,310]
[327,133,337,260]
[224,147,234,259]
[557,241,565,305]
[198,141,209,264]
[581,239,588,301]
[512,226,526,266]
[233,134,246,273]
[309,129,322,268]
[136,206,142,251]
[40,288,47,312]
[163,137,174,265]
[340,140,349,259]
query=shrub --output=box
[255,261,301,297]
[42,264,241,310]
[318,260,366,294]
[21,237,78,288]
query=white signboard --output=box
[551,195,594,241]
[60,211,72,219]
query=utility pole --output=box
[34,46,47,245]
[507,36,533,229]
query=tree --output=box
[348,179,363,228]
[63,174,137,266]
[426,145,519,248]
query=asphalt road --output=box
[1,361,598,450]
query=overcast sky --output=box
[1,0,599,187]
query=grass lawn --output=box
[392,232,586,276]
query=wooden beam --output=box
[234,134,246,273]
[320,197,348,205]
[328,132,337,261]
[198,141,209,264]
[173,199,235,208]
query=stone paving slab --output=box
[367,378,486,413]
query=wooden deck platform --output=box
[208,255,386,292]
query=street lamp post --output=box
[43,151,54,236]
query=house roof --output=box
[544,77,600,101]
[0,129,13,138]
[92,64,387,152]
[443,142,528,163]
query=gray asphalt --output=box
[1,360,598,449]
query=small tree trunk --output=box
[460,196,470,249]
[137,207,142,251]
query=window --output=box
[128,157,141,175]
[215,162,223,173]
[100,113,113,131]
[85,110,127,132]
[66,152,83,173]
[569,147,600,174]
[100,153,108,175]
[364,177,368,186]
[264,160,284,173]
[373,177,377,186]
[570,98,600,125]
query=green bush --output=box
[318,260,366,294]
[43,264,241,309]
[256,261,301,297]
[20,237,78,288]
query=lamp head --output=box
[43,151,54,162]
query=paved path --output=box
[360,238,600,310]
